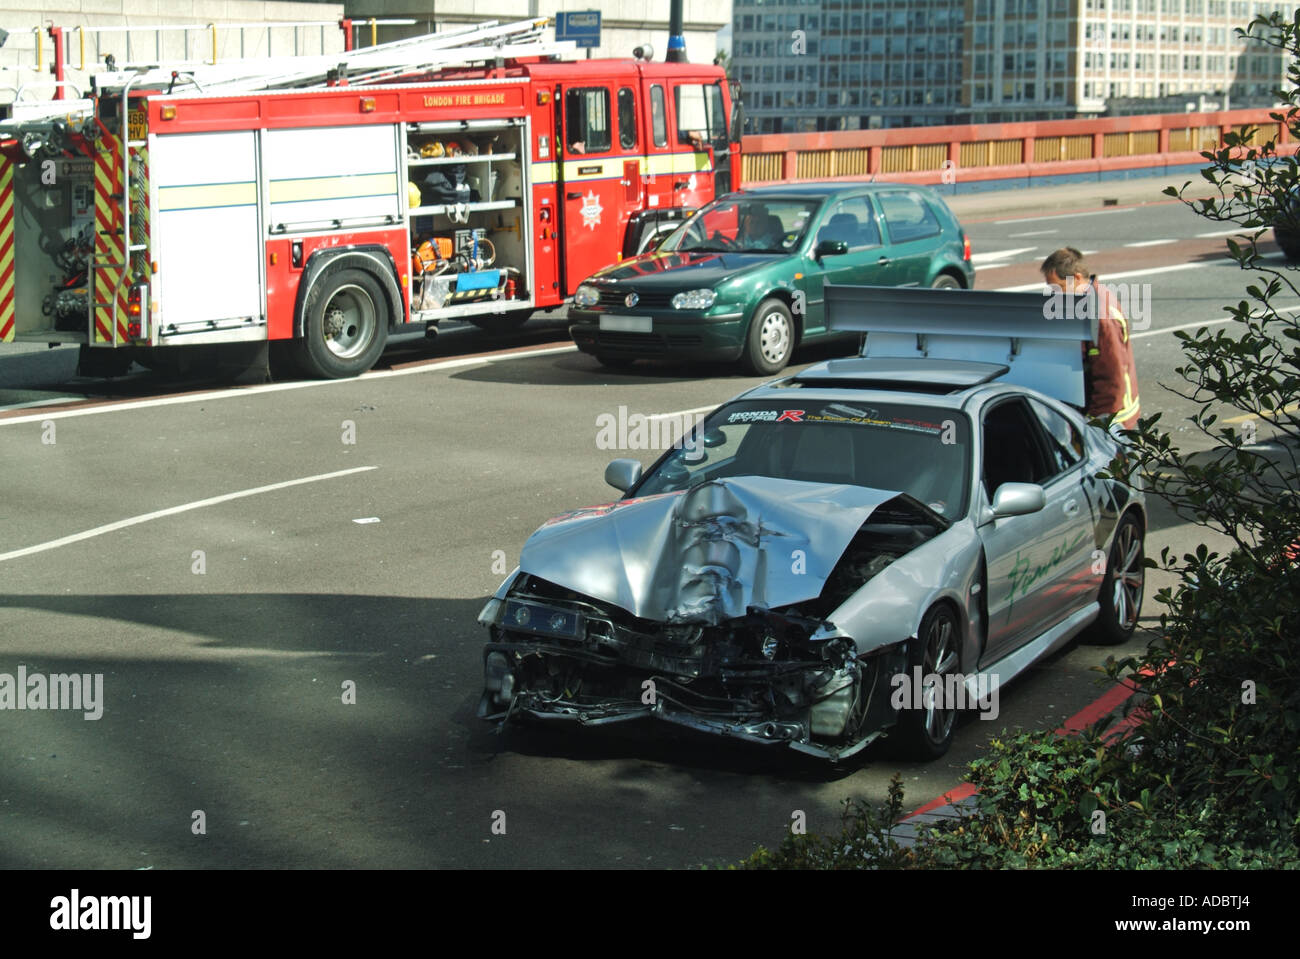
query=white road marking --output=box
[992,207,1135,225]
[0,466,377,563]
[1197,227,1267,238]
[0,397,83,411]
[1007,229,1059,238]
[1124,238,1177,247]
[0,344,578,427]
[970,246,1037,263]
[647,405,715,422]
[1131,318,1233,339]
[1131,303,1300,339]
[995,260,1211,292]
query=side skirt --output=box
[966,602,1099,702]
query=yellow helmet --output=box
[420,141,445,158]
[407,181,422,208]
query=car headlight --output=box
[574,284,601,308]
[671,289,717,310]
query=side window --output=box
[650,85,668,147]
[564,87,611,154]
[981,399,1053,497]
[816,196,881,249]
[879,190,942,243]
[673,83,727,147]
[1028,399,1085,476]
[617,88,638,150]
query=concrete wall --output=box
[348,1,730,63]
[1,1,345,105]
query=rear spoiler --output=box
[826,284,1096,407]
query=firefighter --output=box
[1041,247,1141,433]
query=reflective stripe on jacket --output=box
[1084,284,1141,430]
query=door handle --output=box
[877,256,890,265]
[1064,500,1080,516]
[565,191,582,200]
[674,180,689,190]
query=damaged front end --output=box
[478,579,906,761]
[478,478,947,761]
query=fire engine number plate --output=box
[127,110,147,141]
[598,315,652,333]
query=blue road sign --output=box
[556,11,601,49]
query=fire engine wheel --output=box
[741,298,794,375]
[295,269,389,378]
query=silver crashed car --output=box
[477,287,1146,762]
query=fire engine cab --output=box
[0,18,739,378]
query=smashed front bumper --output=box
[477,587,906,762]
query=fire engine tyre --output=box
[741,298,794,375]
[295,268,390,378]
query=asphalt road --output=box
[0,173,1294,868]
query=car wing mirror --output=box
[605,458,643,492]
[815,239,849,259]
[989,482,1046,519]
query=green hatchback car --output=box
[568,182,975,374]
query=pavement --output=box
[945,171,1215,221]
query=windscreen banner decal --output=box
[805,408,947,436]
[726,409,805,424]
[726,406,948,436]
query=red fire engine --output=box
[0,18,739,378]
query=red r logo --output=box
[776,410,805,422]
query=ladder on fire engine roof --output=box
[93,18,577,97]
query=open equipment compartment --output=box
[405,117,532,323]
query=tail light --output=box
[126,280,149,340]
[962,233,971,261]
